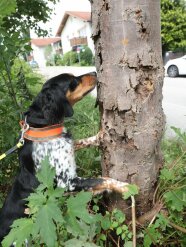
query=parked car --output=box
[164,55,186,77]
[29,60,39,68]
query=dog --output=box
[0,72,128,243]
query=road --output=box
[163,76,186,137]
[38,66,186,138]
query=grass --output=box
[161,127,186,165]
[65,95,101,177]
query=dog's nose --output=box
[89,71,97,76]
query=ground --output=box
[37,66,186,137]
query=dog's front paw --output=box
[91,177,129,195]
[102,177,129,194]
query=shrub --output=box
[0,59,43,189]
[61,51,78,66]
[58,46,94,66]
[140,128,186,247]
[80,46,94,66]
[54,54,62,65]
[2,157,135,247]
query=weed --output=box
[2,157,135,247]
[141,127,186,247]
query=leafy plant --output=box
[2,157,101,247]
[141,128,186,247]
[161,0,186,53]
[60,51,78,66]
[0,59,43,188]
[2,156,136,247]
[2,0,59,36]
[122,184,139,200]
[97,209,133,247]
[80,46,94,66]
[0,0,52,192]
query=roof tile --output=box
[31,37,61,47]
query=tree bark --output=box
[91,0,165,213]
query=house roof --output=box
[31,37,61,47]
[56,11,91,36]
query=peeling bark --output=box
[91,0,165,213]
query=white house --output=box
[30,37,62,67]
[56,11,94,54]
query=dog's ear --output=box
[41,87,73,124]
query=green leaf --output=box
[124,241,133,247]
[36,156,56,188]
[143,227,161,247]
[66,213,84,236]
[160,168,174,181]
[121,232,126,240]
[116,227,122,235]
[112,221,119,228]
[66,191,94,224]
[101,215,111,230]
[66,191,98,237]
[0,0,17,21]
[48,187,65,201]
[113,209,125,223]
[27,191,46,214]
[171,127,186,144]
[46,201,64,224]
[123,184,139,199]
[34,203,59,247]
[78,220,98,241]
[164,190,186,212]
[153,214,169,231]
[2,218,33,247]
[99,234,106,241]
[64,238,99,247]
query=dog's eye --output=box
[69,79,79,91]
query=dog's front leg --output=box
[74,130,103,150]
[71,177,129,195]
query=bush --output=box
[54,54,62,65]
[80,46,94,66]
[140,128,186,247]
[2,158,135,247]
[58,46,94,66]
[46,54,63,66]
[61,51,78,66]
[0,59,43,189]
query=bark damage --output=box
[92,0,165,212]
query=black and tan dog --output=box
[0,72,128,243]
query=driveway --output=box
[38,66,186,137]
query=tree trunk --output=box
[91,0,165,214]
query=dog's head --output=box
[27,72,97,125]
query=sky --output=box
[31,0,91,38]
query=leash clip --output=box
[19,117,29,145]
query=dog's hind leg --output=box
[0,167,38,244]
